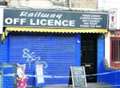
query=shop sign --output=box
[4,9,108,29]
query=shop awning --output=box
[6,27,108,33]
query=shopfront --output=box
[0,8,108,87]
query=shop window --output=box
[0,0,7,6]
[111,37,120,68]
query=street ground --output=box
[44,83,112,88]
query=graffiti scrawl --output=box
[22,48,48,69]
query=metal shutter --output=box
[8,33,80,86]
[0,39,8,62]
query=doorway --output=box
[81,34,98,82]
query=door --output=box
[81,34,97,82]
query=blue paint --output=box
[3,77,15,88]
[2,65,16,88]
[7,34,10,62]
[97,35,109,83]
[75,34,81,66]
[97,35,120,88]
[97,35,105,74]
[0,39,8,62]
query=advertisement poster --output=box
[36,64,44,84]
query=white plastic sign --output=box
[36,64,44,84]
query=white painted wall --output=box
[98,0,120,10]
[8,0,52,8]
[98,0,120,30]
[0,7,4,34]
[7,0,68,9]
[109,9,120,30]
[105,32,111,67]
[7,0,120,10]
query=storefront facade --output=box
[0,8,108,87]
[95,10,120,88]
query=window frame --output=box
[110,37,120,69]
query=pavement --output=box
[44,83,112,88]
[26,83,112,88]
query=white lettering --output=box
[62,20,69,26]
[69,20,75,27]
[28,13,34,17]
[34,12,41,17]
[20,19,26,25]
[56,14,63,19]
[5,17,75,27]
[20,11,28,17]
[5,18,13,24]
[19,11,63,19]
[50,14,56,18]
[30,19,36,25]
[48,19,54,26]
[40,19,47,26]
[41,13,49,18]
[13,18,19,24]
[5,18,26,25]
[54,20,61,26]
[36,19,40,25]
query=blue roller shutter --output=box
[2,65,16,88]
[8,33,80,86]
[0,39,8,62]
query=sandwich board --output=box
[70,66,87,88]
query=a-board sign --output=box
[70,66,87,88]
[0,72,2,88]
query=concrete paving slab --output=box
[44,83,112,88]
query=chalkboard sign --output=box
[70,66,87,88]
[0,72,2,88]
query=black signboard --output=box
[4,8,108,29]
[71,66,87,88]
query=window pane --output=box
[111,38,120,63]
[118,40,120,61]
[115,40,118,61]
[116,40,119,61]
[112,40,115,61]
